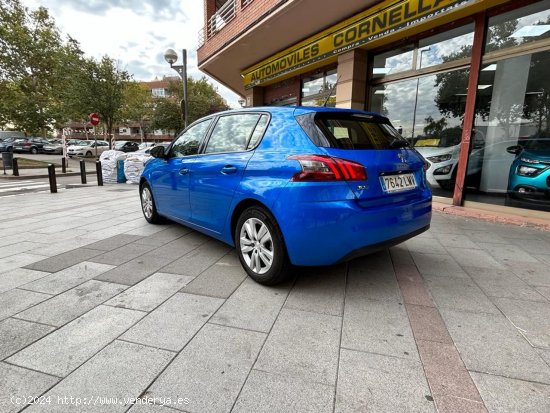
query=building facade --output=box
[198,0,550,216]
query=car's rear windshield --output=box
[297,112,409,150]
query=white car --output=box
[414,130,484,190]
[67,140,110,158]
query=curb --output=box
[433,202,550,231]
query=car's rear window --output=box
[297,113,409,150]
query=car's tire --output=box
[140,182,163,224]
[235,206,292,285]
[30,147,38,154]
[86,151,92,157]
[7,147,13,153]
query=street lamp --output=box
[411,47,431,140]
[164,48,188,128]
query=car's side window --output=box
[171,120,212,158]
[247,114,269,149]
[204,114,261,154]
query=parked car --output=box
[138,142,156,150]
[135,142,170,155]
[114,141,139,152]
[139,107,432,285]
[506,133,550,210]
[414,127,484,190]
[12,137,50,154]
[0,137,16,153]
[67,140,110,157]
[42,142,64,155]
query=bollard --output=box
[96,161,103,186]
[61,157,66,173]
[80,160,87,184]
[47,164,57,193]
[12,158,19,176]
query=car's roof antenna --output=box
[322,75,341,107]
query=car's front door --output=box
[150,119,213,222]
[188,113,269,234]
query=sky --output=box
[21,0,241,107]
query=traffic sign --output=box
[89,113,100,126]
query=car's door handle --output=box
[221,165,237,175]
[179,168,190,175]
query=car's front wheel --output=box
[30,147,38,154]
[235,206,292,285]
[140,182,162,224]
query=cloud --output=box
[22,0,240,108]
[43,0,188,21]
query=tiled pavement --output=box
[0,185,549,412]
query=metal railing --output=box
[199,0,246,47]
[208,0,236,38]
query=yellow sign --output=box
[243,0,474,89]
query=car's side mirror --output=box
[506,145,522,155]
[150,145,166,158]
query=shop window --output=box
[468,50,550,212]
[486,0,550,54]
[372,45,414,78]
[417,24,474,69]
[370,68,470,197]
[301,69,337,107]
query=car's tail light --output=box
[288,155,367,181]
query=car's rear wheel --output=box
[235,206,292,285]
[140,182,162,224]
[86,151,92,157]
[30,147,38,154]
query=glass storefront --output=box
[369,0,550,212]
[301,69,337,107]
[370,25,474,197]
[466,1,550,211]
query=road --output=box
[0,173,105,197]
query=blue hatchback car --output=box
[506,133,550,210]
[140,107,432,284]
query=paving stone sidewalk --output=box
[0,185,549,412]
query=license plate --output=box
[380,173,417,193]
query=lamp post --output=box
[411,47,431,140]
[164,48,188,128]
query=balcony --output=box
[198,0,238,48]
[198,0,377,96]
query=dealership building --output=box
[198,0,550,216]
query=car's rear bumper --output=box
[275,194,432,266]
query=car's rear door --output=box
[187,113,269,234]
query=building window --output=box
[152,88,166,97]
[301,69,337,107]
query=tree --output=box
[0,0,83,135]
[66,56,131,139]
[151,98,183,135]
[119,81,154,141]
[151,76,229,134]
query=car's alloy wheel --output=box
[30,147,37,154]
[236,207,291,285]
[140,183,162,224]
[240,217,274,274]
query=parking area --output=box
[0,185,549,412]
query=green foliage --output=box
[65,56,132,136]
[0,0,83,135]
[151,97,183,135]
[161,76,230,126]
